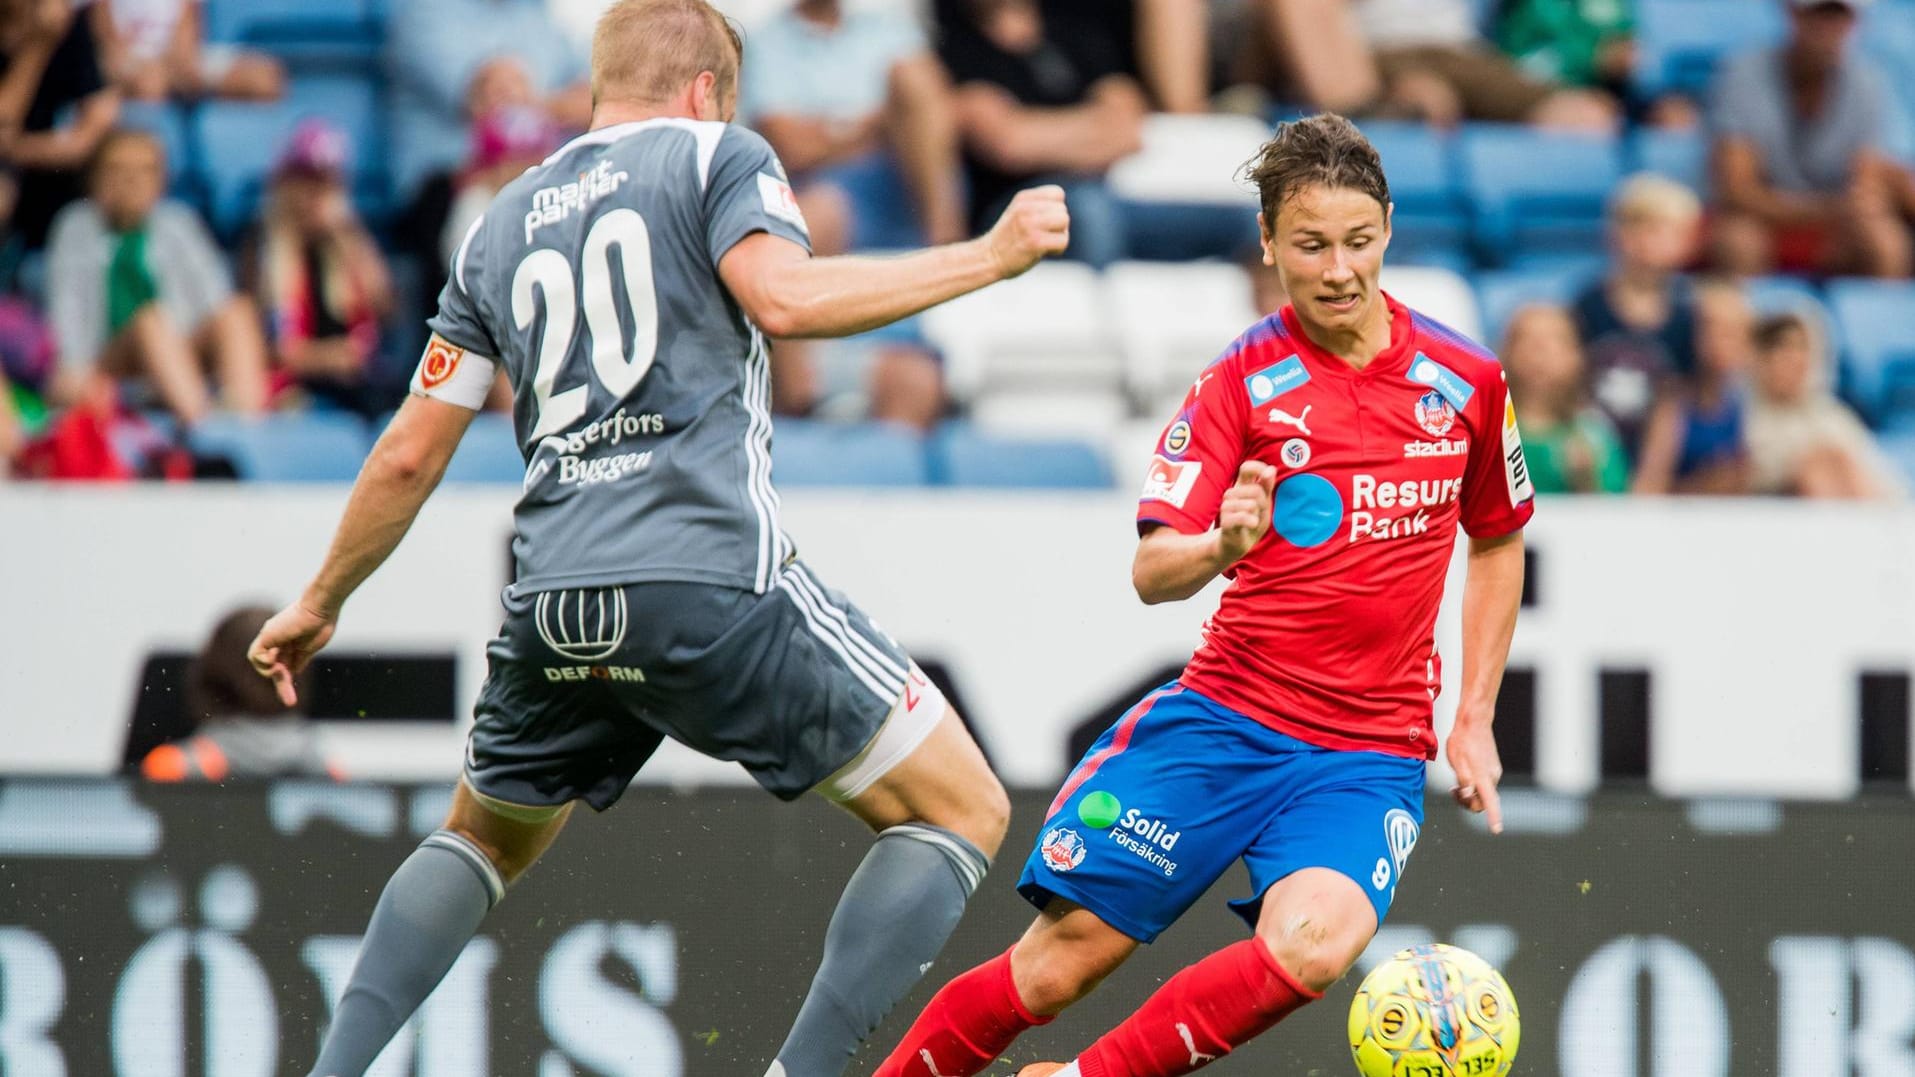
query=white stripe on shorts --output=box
[777,575,900,702]
[787,563,907,683]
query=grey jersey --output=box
[419,119,812,595]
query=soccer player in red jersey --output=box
[873,113,1533,1077]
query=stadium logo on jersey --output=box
[524,159,631,242]
[1414,390,1457,438]
[543,665,647,683]
[1039,827,1087,873]
[1162,421,1193,456]
[1503,398,1535,506]
[1281,438,1311,468]
[419,339,464,389]
[1404,439,1468,458]
[758,172,810,235]
[534,588,629,661]
[1140,456,1202,509]
[1408,354,1475,410]
[1244,355,1309,405]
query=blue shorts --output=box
[1017,682,1427,943]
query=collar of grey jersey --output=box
[540,117,730,191]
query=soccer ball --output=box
[1347,943,1519,1077]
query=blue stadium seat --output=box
[1629,128,1707,193]
[189,413,371,481]
[1459,126,1621,264]
[204,0,380,69]
[1827,279,1915,423]
[1359,122,1468,263]
[931,424,1113,489]
[1634,0,1785,99]
[193,77,387,234]
[773,420,929,486]
[1474,266,1599,349]
[440,414,526,484]
[1876,429,1915,487]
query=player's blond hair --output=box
[591,0,743,108]
[1610,173,1702,225]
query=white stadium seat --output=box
[969,387,1133,439]
[920,261,1119,401]
[1103,261,1260,405]
[1380,265,1485,344]
[1108,114,1273,206]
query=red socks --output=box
[1074,939,1320,1077]
[873,947,1052,1077]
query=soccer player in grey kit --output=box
[245,2,1070,1074]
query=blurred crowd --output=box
[0,0,1910,500]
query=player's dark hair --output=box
[1241,113,1391,231]
[1755,311,1810,353]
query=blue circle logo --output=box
[1270,473,1343,547]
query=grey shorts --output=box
[465,560,917,809]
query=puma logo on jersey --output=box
[1267,404,1313,436]
[1177,1023,1217,1066]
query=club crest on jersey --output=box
[1244,356,1309,405]
[1414,390,1456,437]
[1163,420,1193,456]
[758,172,809,234]
[1040,827,1087,872]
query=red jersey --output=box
[1137,294,1535,760]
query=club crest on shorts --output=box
[1414,390,1456,438]
[1384,808,1420,878]
[1040,827,1087,872]
[534,587,629,661]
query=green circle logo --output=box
[1078,791,1122,830]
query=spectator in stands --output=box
[1746,310,1902,499]
[1709,0,1915,278]
[940,0,1238,266]
[91,0,285,102]
[386,0,590,223]
[1240,0,1616,128]
[46,128,268,424]
[1504,303,1630,494]
[742,0,966,254]
[1633,281,1753,494]
[141,605,341,782]
[1,0,121,251]
[938,0,1144,266]
[770,331,947,431]
[246,121,392,413]
[1491,0,1701,128]
[1573,174,1701,459]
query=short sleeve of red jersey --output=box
[1136,352,1250,535]
[1459,367,1537,537]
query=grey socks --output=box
[308,830,503,1077]
[771,823,991,1077]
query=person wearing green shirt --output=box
[1495,0,1636,89]
[1505,303,1631,494]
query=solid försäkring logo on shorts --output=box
[534,588,629,661]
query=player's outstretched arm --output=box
[717,185,1069,339]
[1448,530,1525,834]
[247,393,474,705]
[1132,461,1276,604]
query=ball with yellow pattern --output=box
[1347,943,1519,1077]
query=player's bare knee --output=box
[1011,942,1106,1015]
[1258,908,1368,993]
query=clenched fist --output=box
[985,185,1071,279]
[1217,461,1277,564]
